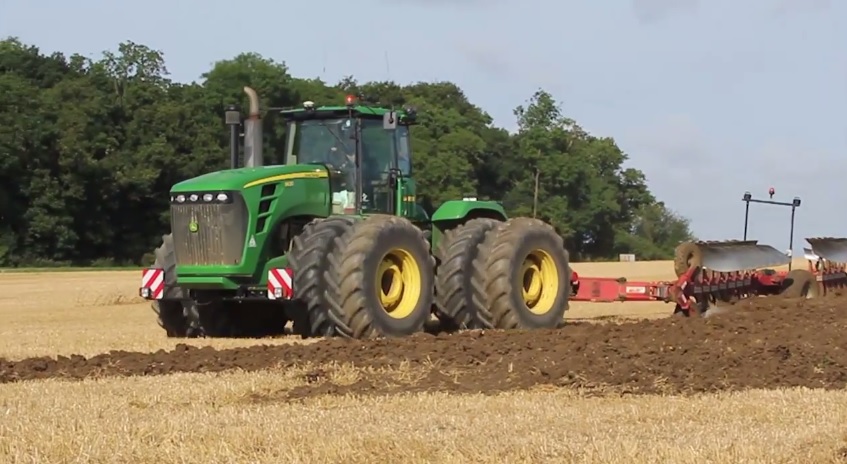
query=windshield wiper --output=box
[317,120,353,153]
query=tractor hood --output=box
[171,164,329,193]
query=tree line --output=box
[0,38,694,267]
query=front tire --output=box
[289,216,358,337]
[150,235,289,338]
[150,234,193,337]
[325,215,434,338]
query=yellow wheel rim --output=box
[376,248,422,319]
[520,249,560,315]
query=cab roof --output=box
[279,104,416,125]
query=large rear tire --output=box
[433,217,501,329]
[470,217,570,330]
[325,215,434,338]
[150,234,193,337]
[289,216,357,337]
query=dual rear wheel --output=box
[435,216,570,331]
[289,214,433,339]
[323,215,434,338]
[291,214,571,338]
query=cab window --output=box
[396,126,411,175]
[284,118,355,167]
[360,119,411,175]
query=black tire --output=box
[781,269,818,298]
[433,217,502,329]
[289,216,358,337]
[187,298,289,338]
[674,241,702,277]
[470,217,570,330]
[194,300,231,337]
[225,300,289,337]
[151,235,287,339]
[150,234,192,337]
[325,215,434,338]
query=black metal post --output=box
[225,105,241,169]
[742,191,752,240]
[229,125,239,169]
[788,205,796,271]
[741,191,801,268]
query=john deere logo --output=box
[188,219,199,233]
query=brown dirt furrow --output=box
[2,293,847,398]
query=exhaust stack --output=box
[243,86,263,168]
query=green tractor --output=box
[139,87,571,339]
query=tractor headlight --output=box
[171,191,233,204]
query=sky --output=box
[1,0,845,254]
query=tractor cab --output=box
[279,96,418,217]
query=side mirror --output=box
[388,168,401,188]
[383,111,397,130]
[401,106,417,124]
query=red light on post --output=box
[345,95,356,106]
[768,187,775,199]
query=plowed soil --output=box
[3,292,846,399]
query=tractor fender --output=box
[431,200,507,230]
[429,200,507,250]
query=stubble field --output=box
[2,259,847,463]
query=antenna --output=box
[384,50,391,81]
[321,44,327,79]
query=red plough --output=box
[669,238,847,317]
[569,237,847,317]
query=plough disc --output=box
[674,240,791,276]
[805,237,847,263]
[803,247,820,261]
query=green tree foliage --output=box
[0,38,694,267]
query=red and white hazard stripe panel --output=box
[140,268,165,300]
[267,268,293,300]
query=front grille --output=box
[171,194,248,266]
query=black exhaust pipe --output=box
[225,104,241,169]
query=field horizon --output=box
[2,259,846,463]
